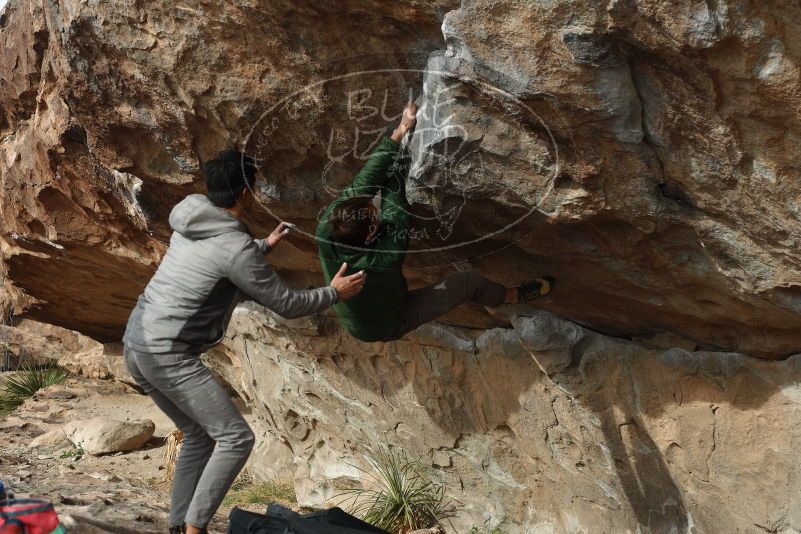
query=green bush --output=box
[338,448,451,533]
[60,447,84,459]
[0,364,70,415]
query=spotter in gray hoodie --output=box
[123,194,337,354]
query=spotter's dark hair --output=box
[203,149,257,208]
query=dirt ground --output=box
[0,376,269,533]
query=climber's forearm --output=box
[339,136,400,199]
[316,136,400,234]
[390,125,410,144]
[391,100,418,144]
[335,100,415,200]
[319,102,416,233]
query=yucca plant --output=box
[0,363,70,415]
[337,448,451,533]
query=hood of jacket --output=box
[168,194,249,239]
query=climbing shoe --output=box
[517,276,554,303]
[168,526,185,534]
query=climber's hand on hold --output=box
[265,222,295,249]
[330,262,366,301]
[390,101,418,143]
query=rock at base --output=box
[29,428,72,449]
[63,417,155,456]
[60,514,162,534]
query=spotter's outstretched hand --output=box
[330,262,366,301]
[265,222,295,249]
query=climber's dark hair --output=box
[329,196,377,248]
[203,149,258,208]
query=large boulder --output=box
[206,303,801,532]
[63,417,155,456]
[0,0,799,356]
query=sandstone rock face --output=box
[0,318,116,378]
[2,0,801,531]
[208,304,801,532]
[0,0,451,341]
[64,417,155,456]
[1,0,800,356]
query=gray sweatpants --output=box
[389,272,507,340]
[123,346,254,529]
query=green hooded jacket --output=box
[316,136,409,341]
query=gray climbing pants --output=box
[123,346,254,529]
[388,272,507,340]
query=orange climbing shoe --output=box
[517,276,554,303]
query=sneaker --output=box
[517,276,554,303]
[168,526,185,534]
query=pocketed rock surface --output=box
[206,304,801,532]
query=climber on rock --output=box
[121,150,365,534]
[316,100,554,343]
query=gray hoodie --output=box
[123,194,338,354]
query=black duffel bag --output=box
[227,503,388,534]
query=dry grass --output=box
[223,473,296,507]
[163,430,183,482]
[162,431,296,508]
